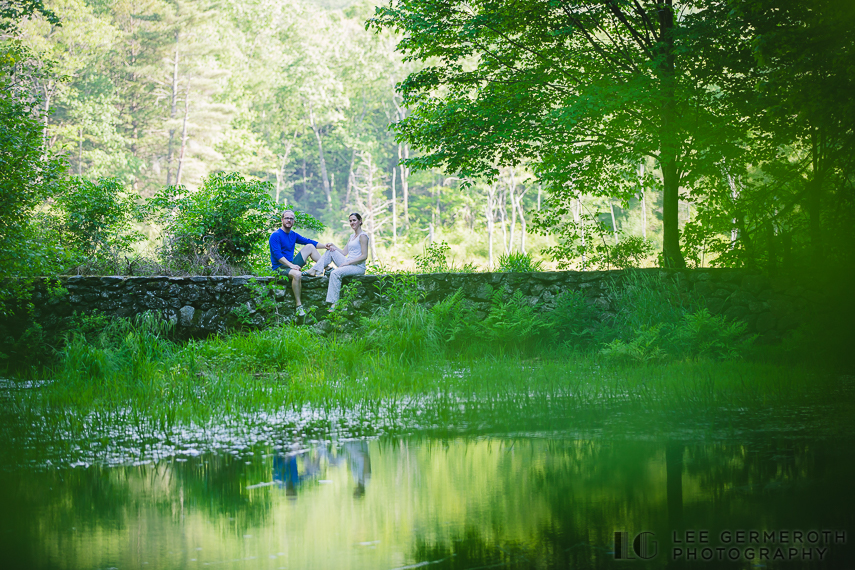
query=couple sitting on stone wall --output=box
[269,209,369,317]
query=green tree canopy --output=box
[370,0,773,267]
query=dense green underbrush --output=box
[361,285,555,360]
[550,271,755,363]
[6,271,793,421]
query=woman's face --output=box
[349,216,361,231]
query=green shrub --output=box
[148,172,322,269]
[604,270,703,339]
[548,290,608,351]
[496,251,544,273]
[363,274,442,361]
[414,240,452,273]
[670,308,755,361]
[607,236,655,269]
[457,286,555,356]
[0,55,65,311]
[50,177,144,266]
[56,312,175,382]
[599,324,667,364]
[362,302,445,362]
[414,240,477,273]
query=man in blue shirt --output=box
[269,209,328,316]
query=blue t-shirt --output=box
[269,228,318,269]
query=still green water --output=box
[1,383,853,569]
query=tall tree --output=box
[371,0,762,268]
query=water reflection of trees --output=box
[3,435,853,569]
[407,438,854,569]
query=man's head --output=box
[281,210,296,231]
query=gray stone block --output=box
[723,305,749,321]
[693,280,715,297]
[755,312,777,333]
[777,312,800,331]
[741,274,765,294]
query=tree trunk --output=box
[499,186,509,255]
[166,38,180,186]
[609,201,618,244]
[507,170,516,253]
[367,155,377,261]
[175,83,191,186]
[275,129,299,204]
[399,142,409,227]
[728,173,739,250]
[657,0,686,269]
[576,193,586,270]
[309,105,332,209]
[77,127,83,176]
[41,81,53,153]
[486,185,496,270]
[666,442,684,526]
[346,148,356,205]
[512,186,528,254]
[391,166,397,246]
[808,126,825,265]
[435,176,440,229]
[392,91,410,228]
[639,163,647,241]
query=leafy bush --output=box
[670,308,755,361]
[599,309,755,364]
[57,312,175,382]
[595,273,755,363]
[414,240,452,273]
[496,251,543,273]
[599,325,667,364]
[459,286,555,355]
[149,172,323,268]
[607,236,655,269]
[362,302,445,362]
[0,51,65,311]
[414,240,478,273]
[49,177,145,270]
[375,273,422,306]
[548,289,608,351]
[362,274,438,361]
[604,270,702,339]
[542,209,655,270]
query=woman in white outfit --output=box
[304,212,369,310]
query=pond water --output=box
[1,385,853,569]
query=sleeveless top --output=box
[345,232,368,266]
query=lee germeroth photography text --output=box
[614,529,847,562]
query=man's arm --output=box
[278,256,300,270]
[294,232,326,250]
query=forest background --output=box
[1,0,854,283]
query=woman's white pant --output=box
[311,250,366,304]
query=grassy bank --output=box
[4,271,844,428]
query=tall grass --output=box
[13,271,824,429]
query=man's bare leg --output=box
[288,269,303,307]
[299,244,321,263]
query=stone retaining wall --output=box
[6,269,814,340]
